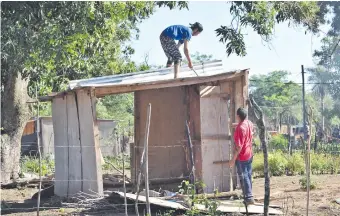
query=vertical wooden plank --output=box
[76,89,103,195]
[233,77,245,190]
[66,93,82,196]
[219,81,231,191]
[52,96,69,197]
[242,71,249,109]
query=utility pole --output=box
[301,65,307,140]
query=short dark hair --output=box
[237,108,247,121]
[190,22,203,32]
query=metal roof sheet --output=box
[68,60,224,90]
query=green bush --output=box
[252,151,340,178]
[286,152,305,175]
[252,153,264,177]
[299,176,316,190]
[269,134,288,151]
[20,156,54,176]
[311,153,327,174]
[268,150,288,176]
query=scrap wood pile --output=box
[106,190,284,215]
[0,173,54,189]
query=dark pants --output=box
[236,156,253,202]
[159,34,182,66]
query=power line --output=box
[329,38,340,57]
[249,80,340,85]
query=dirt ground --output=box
[1,174,340,215]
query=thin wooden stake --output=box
[123,148,128,216]
[135,144,146,216]
[306,107,313,216]
[144,103,152,216]
[185,120,196,203]
[36,86,42,216]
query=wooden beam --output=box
[201,135,231,140]
[213,160,231,165]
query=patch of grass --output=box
[20,155,54,176]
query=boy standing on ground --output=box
[160,22,203,78]
[229,108,255,205]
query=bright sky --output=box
[130,2,329,83]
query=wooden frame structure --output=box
[43,61,249,197]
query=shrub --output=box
[20,156,54,176]
[269,134,288,151]
[286,152,305,175]
[252,153,264,177]
[299,176,316,190]
[268,150,288,176]
[311,153,327,174]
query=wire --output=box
[329,38,340,57]
[249,80,340,85]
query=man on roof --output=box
[160,22,203,78]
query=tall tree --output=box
[306,67,333,139]
[249,71,302,131]
[0,1,187,183]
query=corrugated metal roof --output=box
[68,60,224,90]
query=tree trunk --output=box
[321,93,324,143]
[248,96,270,216]
[1,72,30,183]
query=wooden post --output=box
[36,86,42,216]
[144,103,152,215]
[123,151,128,216]
[306,107,313,216]
[185,120,196,199]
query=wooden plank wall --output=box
[132,87,191,183]
[52,89,103,197]
[199,84,231,193]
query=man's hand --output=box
[188,61,193,69]
[228,159,235,168]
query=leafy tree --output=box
[216,1,328,56]
[312,1,340,140]
[0,1,187,183]
[249,71,302,131]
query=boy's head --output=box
[190,22,203,36]
[236,107,247,122]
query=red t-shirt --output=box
[234,119,253,161]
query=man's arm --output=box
[229,128,245,167]
[183,40,192,68]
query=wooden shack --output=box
[42,60,249,197]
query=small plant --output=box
[102,154,130,171]
[20,156,54,176]
[299,177,316,190]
